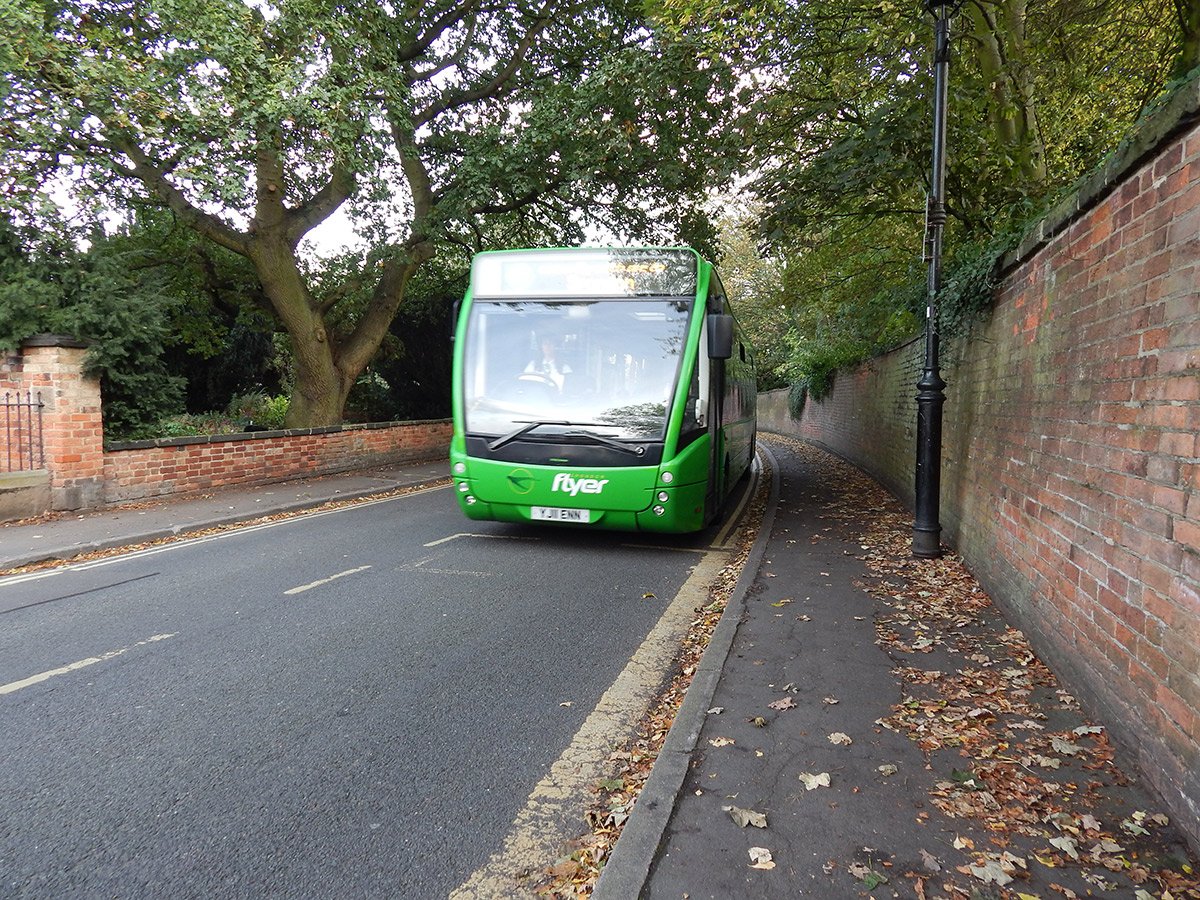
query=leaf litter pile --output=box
[535,458,772,898]
[539,432,1199,899]
[788,435,1198,899]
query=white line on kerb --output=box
[284,565,372,596]
[0,633,177,696]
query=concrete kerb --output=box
[593,442,782,900]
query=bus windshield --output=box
[462,298,693,441]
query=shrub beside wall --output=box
[761,80,1200,846]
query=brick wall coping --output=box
[1006,72,1200,270]
[106,417,452,452]
[20,333,90,349]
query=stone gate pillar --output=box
[20,335,104,510]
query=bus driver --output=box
[524,335,572,392]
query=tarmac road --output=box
[0,481,745,899]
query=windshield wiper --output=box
[565,430,645,456]
[487,420,644,455]
[487,419,571,451]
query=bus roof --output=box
[470,247,701,299]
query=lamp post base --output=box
[912,526,942,559]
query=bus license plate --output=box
[531,506,591,523]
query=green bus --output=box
[450,247,756,533]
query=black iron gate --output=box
[2,391,45,472]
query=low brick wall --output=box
[3,336,451,520]
[103,419,452,504]
[761,78,1200,846]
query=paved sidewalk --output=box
[597,435,1199,899]
[0,458,448,571]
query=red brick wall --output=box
[761,100,1200,843]
[103,420,452,503]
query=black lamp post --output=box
[913,0,960,559]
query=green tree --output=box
[1174,0,1200,76]
[653,0,1188,385]
[1,0,740,427]
[0,215,186,438]
[712,207,791,390]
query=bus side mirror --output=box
[708,314,734,359]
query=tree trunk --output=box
[247,234,435,428]
[964,0,1048,185]
[248,237,351,428]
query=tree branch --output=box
[285,166,357,248]
[413,6,551,129]
[398,0,484,63]
[109,137,250,256]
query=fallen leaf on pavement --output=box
[848,861,888,888]
[1030,754,1061,769]
[877,764,898,776]
[1051,737,1083,755]
[708,737,734,748]
[748,847,775,869]
[828,732,853,745]
[799,772,831,790]
[724,805,768,828]
[964,859,1013,886]
[767,697,796,711]
[1050,836,1079,860]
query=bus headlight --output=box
[458,482,470,492]
[454,462,467,474]
[660,472,674,484]
[657,491,669,503]
[653,505,666,516]
[466,495,477,505]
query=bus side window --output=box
[679,358,705,447]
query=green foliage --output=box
[787,381,807,420]
[936,212,1035,338]
[0,216,186,441]
[656,0,1188,397]
[1,0,746,426]
[155,412,241,439]
[226,390,289,430]
[153,391,289,438]
[714,207,791,390]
